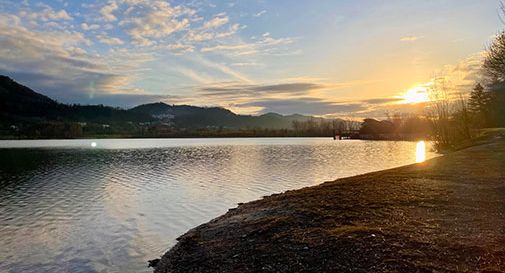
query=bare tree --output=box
[483,31,505,82]
[426,77,476,150]
[426,78,453,149]
[455,94,472,140]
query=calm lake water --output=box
[0,138,436,273]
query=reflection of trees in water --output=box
[0,149,51,174]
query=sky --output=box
[0,0,502,118]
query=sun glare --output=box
[402,87,430,104]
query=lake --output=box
[0,138,436,273]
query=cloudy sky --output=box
[0,0,501,117]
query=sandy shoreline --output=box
[153,136,505,273]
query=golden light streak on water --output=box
[416,141,426,163]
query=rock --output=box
[148,258,160,268]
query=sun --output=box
[402,86,430,104]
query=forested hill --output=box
[0,75,60,120]
[0,75,324,130]
[130,102,321,129]
[0,75,153,124]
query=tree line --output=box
[358,115,431,140]
[356,3,505,151]
[291,118,360,137]
[424,28,505,150]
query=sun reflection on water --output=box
[416,141,426,163]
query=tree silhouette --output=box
[468,83,491,126]
[482,16,505,127]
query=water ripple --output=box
[0,138,436,273]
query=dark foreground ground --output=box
[154,135,505,273]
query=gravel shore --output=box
[154,137,505,273]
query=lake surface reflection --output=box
[0,138,436,273]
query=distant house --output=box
[358,118,429,140]
[153,113,175,120]
[359,119,395,137]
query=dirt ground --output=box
[154,136,505,273]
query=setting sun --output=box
[402,87,430,104]
[2,1,505,273]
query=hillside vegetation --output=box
[0,76,341,139]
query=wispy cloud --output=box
[411,52,486,98]
[230,62,262,67]
[199,82,324,98]
[199,33,297,57]
[201,44,253,52]
[19,4,73,21]
[96,34,124,45]
[203,15,229,29]
[0,0,286,101]
[238,98,365,115]
[190,56,252,82]
[0,0,489,118]
[361,98,404,104]
[400,35,424,42]
[0,11,152,101]
[121,1,192,46]
[81,23,100,31]
[100,1,118,22]
[253,10,267,17]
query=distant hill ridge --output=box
[0,75,324,129]
[0,75,152,124]
[130,102,321,129]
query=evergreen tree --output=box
[468,83,491,126]
[468,83,491,114]
[483,31,505,127]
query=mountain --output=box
[1,75,325,130]
[0,75,61,121]
[130,103,319,129]
[0,76,153,124]
[130,103,237,127]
